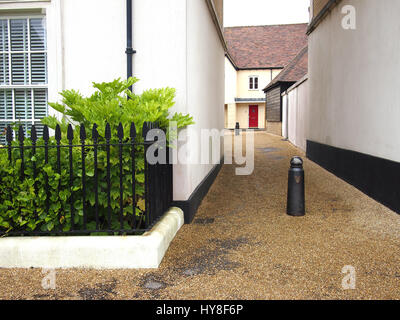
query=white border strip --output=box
[0,207,184,269]
[284,74,309,95]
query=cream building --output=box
[224,24,308,130]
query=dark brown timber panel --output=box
[266,86,281,122]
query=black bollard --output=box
[235,122,240,136]
[287,157,305,216]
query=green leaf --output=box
[47,222,54,231]
[86,170,94,177]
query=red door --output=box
[249,105,259,128]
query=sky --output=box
[224,0,310,27]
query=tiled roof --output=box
[263,45,308,91]
[224,23,308,69]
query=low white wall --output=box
[283,77,308,151]
[0,207,184,269]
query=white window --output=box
[0,16,48,143]
[249,76,259,90]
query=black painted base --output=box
[173,158,224,224]
[306,140,400,215]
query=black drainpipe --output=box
[126,0,136,92]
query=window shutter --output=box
[33,88,47,118]
[0,16,48,142]
[11,53,29,84]
[0,20,9,52]
[31,52,47,84]
[0,53,9,85]
[30,18,46,51]
[14,89,32,120]
[0,89,12,120]
[10,19,28,51]
[10,19,29,85]
[0,20,10,85]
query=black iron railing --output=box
[0,121,173,236]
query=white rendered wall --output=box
[61,0,127,96]
[185,0,225,201]
[308,0,400,162]
[224,58,237,129]
[132,0,187,109]
[285,79,308,151]
[282,94,288,138]
[236,69,273,99]
[134,0,225,201]
[225,57,237,104]
[226,103,236,129]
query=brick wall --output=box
[266,121,282,136]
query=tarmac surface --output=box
[1,132,399,300]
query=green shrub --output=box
[0,78,194,235]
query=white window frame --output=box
[0,13,48,135]
[249,75,259,91]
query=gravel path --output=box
[1,132,399,300]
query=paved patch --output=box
[143,280,165,290]
[258,147,280,153]
[173,237,250,277]
[78,279,118,300]
[194,218,215,225]
[182,268,201,277]
[266,155,285,160]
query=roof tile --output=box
[224,23,308,69]
[264,45,308,91]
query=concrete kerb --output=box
[0,207,184,269]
